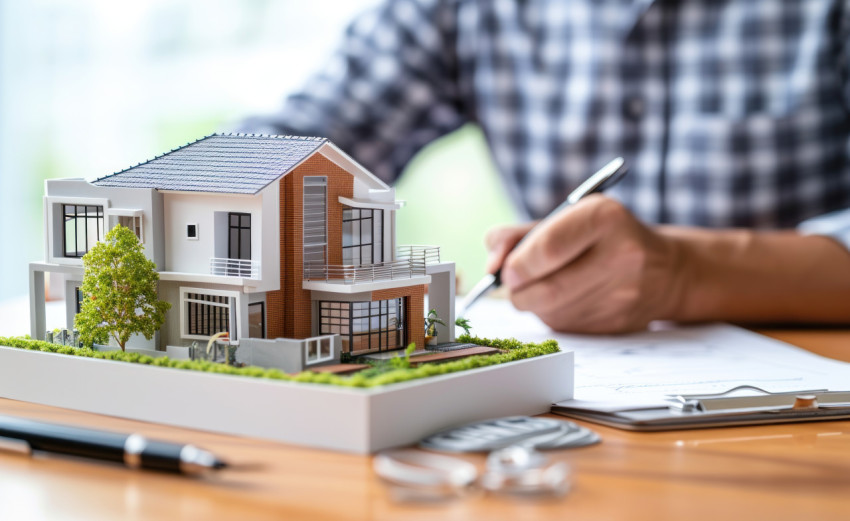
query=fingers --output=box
[484,221,537,274]
[501,197,684,333]
[501,195,622,290]
[509,245,604,317]
[509,244,646,333]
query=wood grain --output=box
[0,328,848,521]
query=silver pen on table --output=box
[0,413,227,475]
[458,157,629,318]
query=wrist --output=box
[655,227,755,322]
[655,228,695,322]
[654,226,850,324]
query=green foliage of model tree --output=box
[455,317,472,336]
[75,225,170,351]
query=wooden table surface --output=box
[0,328,848,521]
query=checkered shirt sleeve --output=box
[239,0,467,185]
[239,0,850,231]
[799,209,850,251]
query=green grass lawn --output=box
[0,334,559,388]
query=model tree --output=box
[455,317,472,336]
[75,225,170,351]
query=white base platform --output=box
[0,345,573,453]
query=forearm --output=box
[663,227,850,324]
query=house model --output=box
[28,133,456,370]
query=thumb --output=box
[484,221,537,274]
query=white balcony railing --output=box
[210,257,260,279]
[396,245,441,265]
[304,259,426,284]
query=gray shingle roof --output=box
[92,133,328,194]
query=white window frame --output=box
[45,195,110,265]
[106,208,144,243]
[179,287,241,341]
[304,335,334,365]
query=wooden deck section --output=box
[305,363,370,375]
[409,345,501,366]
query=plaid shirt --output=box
[241,0,850,238]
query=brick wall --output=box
[266,154,354,340]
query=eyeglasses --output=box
[373,416,599,502]
[374,445,571,502]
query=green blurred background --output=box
[0,0,518,300]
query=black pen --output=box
[0,414,227,475]
[458,157,629,317]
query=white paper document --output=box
[467,299,850,411]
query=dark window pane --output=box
[229,229,238,257]
[240,228,251,260]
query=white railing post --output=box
[210,257,260,279]
[304,252,438,285]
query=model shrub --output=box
[0,335,559,388]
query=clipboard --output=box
[551,386,850,431]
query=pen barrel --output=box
[492,268,503,287]
[0,415,126,463]
[135,439,185,472]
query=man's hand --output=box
[485,195,686,334]
[485,195,850,332]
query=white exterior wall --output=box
[162,183,279,294]
[43,178,164,268]
[259,181,280,292]
[163,191,257,273]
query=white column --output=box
[29,266,46,340]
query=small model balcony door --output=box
[228,212,251,277]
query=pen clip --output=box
[565,157,627,205]
[0,435,32,456]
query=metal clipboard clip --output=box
[667,385,850,414]
[552,385,850,431]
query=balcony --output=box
[209,257,260,279]
[396,245,440,265]
[304,259,426,284]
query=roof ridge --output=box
[211,132,327,142]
